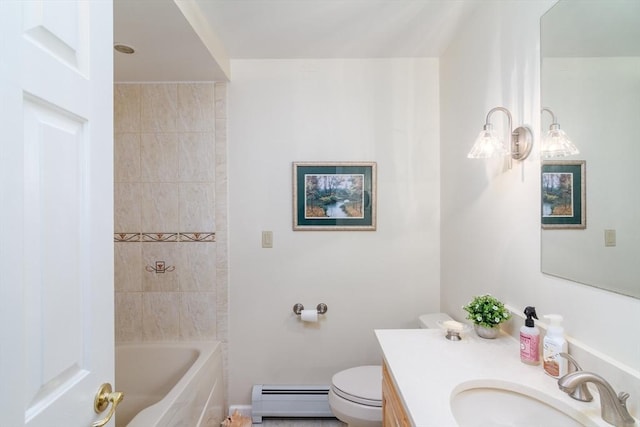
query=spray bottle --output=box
[543,314,568,378]
[520,306,540,365]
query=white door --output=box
[0,1,115,426]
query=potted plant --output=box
[462,294,511,339]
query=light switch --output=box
[262,231,273,248]
[604,229,616,247]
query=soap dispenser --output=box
[543,314,568,378]
[520,306,540,365]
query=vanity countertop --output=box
[375,328,610,427]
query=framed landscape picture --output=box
[541,160,586,229]
[293,162,377,231]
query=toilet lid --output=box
[331,365,382,407]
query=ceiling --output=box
[113,0,224,81]
[113,0,479,82]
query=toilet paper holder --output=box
[293,303,328,315]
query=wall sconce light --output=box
[467,107,533,168]
[541,107,579,158]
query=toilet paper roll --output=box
[300,309,318,322]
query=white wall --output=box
[227,58,441,404]
[440,0,640,400]
[226,1,640,410]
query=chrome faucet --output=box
[558,371,637,427]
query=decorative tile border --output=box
[142,233,179,242]
[179,232,216,242]
[114,232,216,242]
[114,233,141,242]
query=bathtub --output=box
[115,341,224,427]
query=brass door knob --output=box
[93,383,124,427]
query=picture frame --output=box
[293,162,377,231]
[541,160,586,229]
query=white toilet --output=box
[328,313,452,427]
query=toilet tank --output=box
[418,313,453,329]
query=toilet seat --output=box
[331,365,382,407]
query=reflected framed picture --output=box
[541,160,586,229]
[293,162,377,231]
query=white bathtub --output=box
[115,341,224,427]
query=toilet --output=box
[328,313,452,427]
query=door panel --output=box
[22,0,83,70]
[0,0,114,426]
[23,97,89,422]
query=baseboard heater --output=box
[251,384,334,423]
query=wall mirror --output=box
[540,0,640,299]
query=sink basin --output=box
[450,380,599,427]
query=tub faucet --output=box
[558,371,637,427]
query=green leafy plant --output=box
[463,294,511,328]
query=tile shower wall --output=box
[114,82,227,343]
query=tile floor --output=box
[253,418,346,427]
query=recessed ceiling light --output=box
[114,43,135,54]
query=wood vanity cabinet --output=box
[382,361,411,427]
